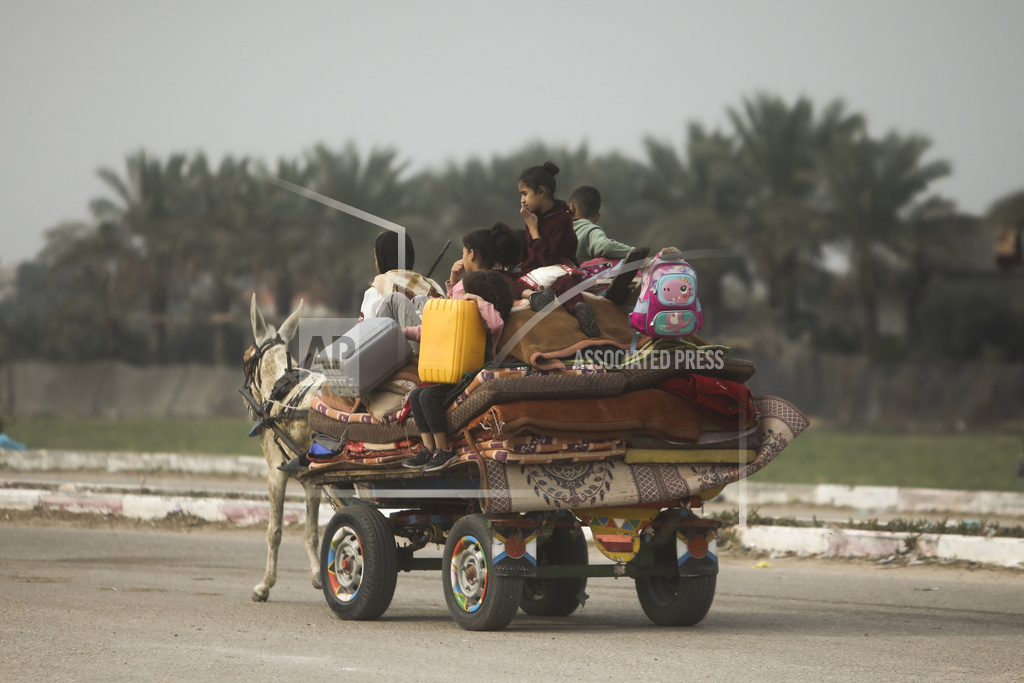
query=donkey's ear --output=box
[250,293,269,342]
[279,299,304,344]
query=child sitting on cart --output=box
[401,270,514,472]
[513,161,601,338]
[377,222,520,331]
[446,221,521,298]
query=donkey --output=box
[244,294,325,602]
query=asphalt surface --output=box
[1,519,1021,682]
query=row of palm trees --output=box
[6,93,970,364]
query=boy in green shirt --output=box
[569,185,634,264]
[569,185,649,304]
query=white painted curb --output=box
[736,525,1024,568]
[717,483,1024,517]
[5,449,1024,516]
[0,488,332,527]
[0,449,268,478]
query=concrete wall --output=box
[2,356,1022,428]
[1,361,248,418]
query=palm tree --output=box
[91,151,199,364]
[247,155,317,318]
[183,153,260,364]
[302,143,431,315]
[637,125,746,318]
[724,94,868,331]
[820,131,951,354]
[37,220,141,360]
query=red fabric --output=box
[521,200,577,272]
[544,269,586,312]
[655,375,755,431]
[579,258,617,278]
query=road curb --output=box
[0,449,267,478]
[717,482,1024,517]
[0,488,332,527]
[5,449,1024,517]
[735,525,1023,568]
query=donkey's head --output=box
[243,293,304,415]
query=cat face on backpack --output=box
[657,275,695,305]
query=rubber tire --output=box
[320,506,397,621]
[520,525,589,616]
[635,573,716,626]
[442,514,523,631]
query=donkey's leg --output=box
[301,480,323,589]
[252,466,289,602]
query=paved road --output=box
[1,519,1021,682]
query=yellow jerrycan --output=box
[418,298,487,383]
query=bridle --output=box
[242,334,291,401]
[241,335,313,458]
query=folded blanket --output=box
[309,408,418,443]
[468,388,702,442]
[455,429,627,464]
[344,453,412,466]
[618,357,756,392]
[459,445,626,465]
[626,418,761,449]
[342,438,418,455]
[448,363,608,412]
[470,435,623,454]
[623,448,757,465]
[308,453,409,469]
[496,296,640,370]
[315,390,362,415]
[312,395,383,424]
[477,395,808,513]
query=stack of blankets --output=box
[304,296,764,473]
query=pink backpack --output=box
[629,248,703,338]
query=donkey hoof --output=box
[312,572,322,590]
[252,585,270,602]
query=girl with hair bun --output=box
[377,222,519,332]
[517,161,576,270]
[515,161,601,337]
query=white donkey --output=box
[244,294,324,602]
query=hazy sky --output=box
[2,0,1022,265]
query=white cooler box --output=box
[312,317,412,397]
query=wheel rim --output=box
[449,535,487,613]
[327,526,363,602]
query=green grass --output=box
[3,418,1022,492]
[753,426,1024,492]
[3,417,262,457]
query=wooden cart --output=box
[298,459,724,631]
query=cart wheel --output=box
[635,574,716,626]
[320,506,397,621]
[442,514,523,631]
[520,525,589,616]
